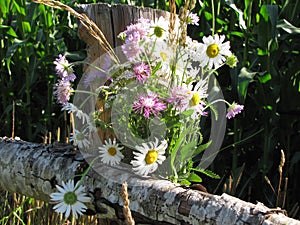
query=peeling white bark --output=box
[0,137,299,225]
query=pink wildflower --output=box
[133,62,150,83]
[132,92,166,119]
[226,102,244,119]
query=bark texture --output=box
[0,137,299,225]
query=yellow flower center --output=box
[145,150,158,164]
[108,147,117,156]
[160,52,167,61]
[206,44,219,58]
[190,93,200,106]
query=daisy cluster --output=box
[53,13,244,181]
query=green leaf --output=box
[187,173,202,183]
[237,67,256,103]
[0,0,8,16]
[277,19,300,34]
[0,25,18,38]
[260,5,269,22]
[179,141,197,162]
[22,21,31,33]
[204,11,212,20]
[6,39,27,59]
[179,179,191,186]
[192,168,220,179]
[257,72,271,84]
[180,109,194,117]
[228,31,244,38]
[13,0,26,16]
[192,140,212,157]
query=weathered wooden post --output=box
[76,3,172,143]
[77,3,171,63]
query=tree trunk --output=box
[0,137,299,225]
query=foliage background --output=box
[0,0,299,221]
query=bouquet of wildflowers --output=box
[53,4,243,186]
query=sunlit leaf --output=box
[187,173,202,183]
[0,25,18,38]
[192,168,220,179]
[192,140,212,157]
[13,0,26,16]
[277,19,300,34]
[257,73,271,84]
[227,2,247,30]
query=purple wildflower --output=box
[124,18,150,43]
[132,92,166,119]
[133,62,150,83]
[226,102,244,119]
[54,80,73,105]
[54,54,76,82]
[187,12,199,26]
[120,18,151,60]
[121,42,142,61]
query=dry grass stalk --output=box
[122,182,135,225]
[276,149,285,207]
[168,0,176,44]
[178,0,189,46]
[264,175,276,195]
[32,0,119,64]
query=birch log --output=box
[0,137,299,225]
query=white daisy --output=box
[62,103,89,124]
[131,138,167,176]
[149,16,169,40]
[198,34,232,69]
[99,138,124,166]
[50,180,91,219]
[70,129,90,149]
[186,79,209,118]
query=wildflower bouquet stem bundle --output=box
[35,0,243,219]
[51,0,242,183]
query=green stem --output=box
[232,118,238,171]
[211,0,215,35]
